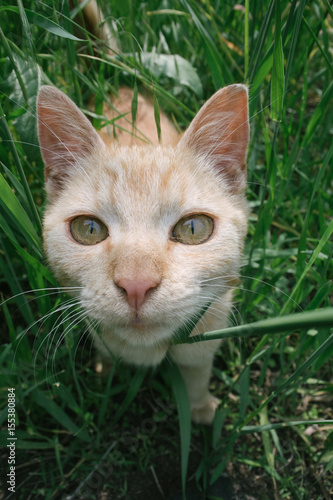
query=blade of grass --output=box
[163,362,191,498]
[31,390,91,443]
[0,251,35,336]
[113,368,146,423]
[173,309,333,344]
[260,405,276,490]
[174,301,211,344]
[244,0,250,79]
[238,330,333,431]
[17,0,34,52]
[248,0,275,83]
[271,0,284,121]
[284,0,307,89]
[212,407,229,449]
[239,365,250,419]
[0,6,83,41]
[62,1,82,106]
[296,141,333,281]
[153,93,161,142]
[131,81,138,124]
[97,364,116,429]
[302,79,333,148]
[241,419,333,434]
[79,53,194,117]
[179,0,225,89]
[0,27,28,102]
[302,16,333,76]
[282,218,333,314]
[0,102,42,236]
[0,172,41,255]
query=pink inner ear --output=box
[180,85,249,192]
[37,86,104,188]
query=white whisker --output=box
[0,286,83,307]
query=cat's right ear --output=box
[37,86,105,201]
[178,84,249,194]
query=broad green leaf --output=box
[140,53,203,98]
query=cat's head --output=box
[37,84,249,364]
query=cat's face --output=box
[38,85,249,361]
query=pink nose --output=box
[116,278,159,311]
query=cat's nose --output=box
[116,278,159,311]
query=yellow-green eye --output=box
[171,214,214,245]
[70,216,108,245]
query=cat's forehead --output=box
[78,145,224,220]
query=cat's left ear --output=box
[37,85,105,201]
[178,84,249,194]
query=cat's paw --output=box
[191,394,220,425]
[95,357,113,377]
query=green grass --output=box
[0,0,333,498]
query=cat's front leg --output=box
[169,339,222,425]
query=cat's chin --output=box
[94,322,173,367]
[114,322,173,348]
[119,342,169,367]
[103,328,170,366]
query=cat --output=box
[37,6,249,426]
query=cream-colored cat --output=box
[37,45,249,425]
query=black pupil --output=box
[190,220,194,234]
[89,221,94,234]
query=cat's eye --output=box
[70,216,108,245]
[171,214,214,245]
